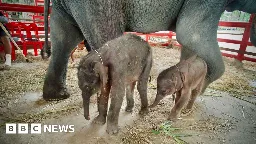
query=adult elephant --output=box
[41,0,256,100]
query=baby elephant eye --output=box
[90,79,98,85]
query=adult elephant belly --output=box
[124,0,184,33]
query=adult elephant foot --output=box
[43,84,70,101]
[42,9,84,101]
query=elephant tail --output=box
[41,0,51,59]
[250,15,256,47]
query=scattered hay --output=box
[70,49,88,60]
[243,60,256,72]
[0,62,46,101]
[0,57,83,126]
[26,55,43,62]
[120,99,228,144]
[0,103,82,127]
[209,57,255,98]
[14,52,28,62]
[121,126,153,144]
[209,74,253,96]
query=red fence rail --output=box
[130,14,256,62]
[124,31,181,47]
[218,14,255,62]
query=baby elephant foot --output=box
[168,111,180,121]
[167,115,179,121]
[93,115,106,125]
[139,107,149,115]
[106,123,119,135]
[125,105,134,112]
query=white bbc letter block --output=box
[6,123,16,134]
[31,123,42,134]
[18,123,28,134]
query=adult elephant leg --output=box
[43,12,83,100]
[176,0,226,92]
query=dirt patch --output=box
[0,47,255,144]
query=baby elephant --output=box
[77,34,152,134]
[150,55,207,120]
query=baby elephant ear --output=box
[94,62,108,87]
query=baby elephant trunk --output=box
[150,94,164,108]
[82,91,91,120]
[83,99,90,120]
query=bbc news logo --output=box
[6,123,75,134]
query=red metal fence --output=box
[128,14,256,63]
[218,14,255,62]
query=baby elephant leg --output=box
[125,81,136,112]
[137,79,149,115]
[169,88,191,120]
[175,90,181,104]
[186,90,199,110]
[186,79,204,110]
[137,56,152,115]
[181,88,199,116]
[93,83,111,125]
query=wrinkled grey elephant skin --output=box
[42,0,256,101]
[150,55,207,120]
[250,16,256,46]
[77,34,152,134]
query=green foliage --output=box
[152,121,193,144]
[220,10,251,22]
[219,10,251,31]
[2,0,19,3]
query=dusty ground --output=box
[0,47,255,144]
